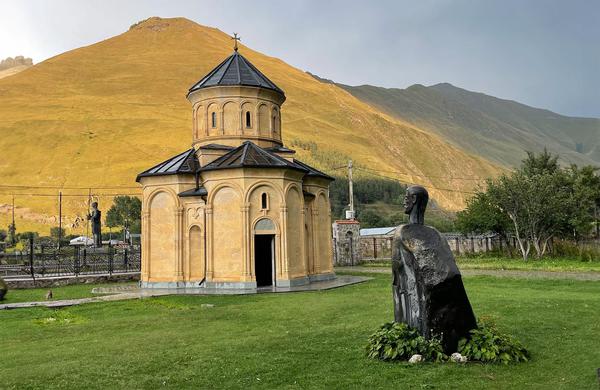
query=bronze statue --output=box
[392,185,476,353]
[87,201,102,247]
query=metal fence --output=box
[0,239,140,279]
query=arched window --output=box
[261,193,268,210]
[245,111,252,128]
[272,109,279,133]
[211,112,217,128]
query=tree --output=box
[456,189,513,254]
[50,227,65,240]
[459,150,596,261]
[106,196,142,234]
[0,229,7,242]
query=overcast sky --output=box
[1,0,598,117]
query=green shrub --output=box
[458,322,529,364]
[552,240,600,261]
[365,322,445,362]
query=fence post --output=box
[455,237,460,254]
[109,246,114,275]
[74,247,82,276]
[124,247,129,271]
[373,237,377,259]
[29,237,35,281]
[350,237,354,266]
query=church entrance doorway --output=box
[254,234,274,287]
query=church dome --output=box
[188,51,284,97]
[187,49,286,149]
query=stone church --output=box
[136,46,335,289]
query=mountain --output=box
[0,56,33,80]
[333,81,600,167]
[0,17,500,234]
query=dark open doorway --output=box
[254,234,274,287]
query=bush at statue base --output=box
[365,322,446,362]
[458,321,530,364]
[366,321,529,364]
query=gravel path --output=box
[337,266,600,281]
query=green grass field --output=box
[457,256,600,273]
[1,273,599,389]
[363,256,600,273]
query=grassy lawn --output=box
[361,256,600,273]
[1,273,599,389]
[457,256,600,273]
[0,282,138,304]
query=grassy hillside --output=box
[0,17,500,234]
[334,81,600,167]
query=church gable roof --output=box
[201,141,304,172]
[136,148,198,181]
[188,51,284,95]
[291,159,335,181]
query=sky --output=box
[1,0,599,117]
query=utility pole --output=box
[58,191,62,249]
[346,160,355,220]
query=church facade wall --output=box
[285,185,306,279]
[139,168,334,289]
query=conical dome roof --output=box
[188,51,284,95]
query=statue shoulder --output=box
[396,224,441,242]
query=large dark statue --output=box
[87,201,102,247]
[392,185,476,353]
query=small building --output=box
[332,219,361,266]
[136,47,335,289]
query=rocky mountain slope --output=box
[0,56,33,80]
[334,81,600,167]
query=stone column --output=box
[141,210,150,280]
[175,206,184,280]
[280,205,288,277]
[312,208,320,274]
[242,203,250,279]
[205,206,214,280]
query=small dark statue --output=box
[87,201,102,247]
[392,185,476,353]
[0,277,7,301]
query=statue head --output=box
[91,202,98,209]
[404,185,428,225]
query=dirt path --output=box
[337,266,600,281]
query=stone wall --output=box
[332,220,361,266]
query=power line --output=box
[0,184,140,190]
[0,193,141,197]
[354,166,486,181]
[353,167,478,195]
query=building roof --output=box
[178,187,208,198]
[198,143,235,151]
[360,227,397,236]
[136,148,199,182]
[188,51,284,95]
[200,141,305,173]
[137,142,335,186]
[292,159,335,181]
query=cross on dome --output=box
[232,33,241,52]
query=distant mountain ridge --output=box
[326,79,600,167]
[0,56,33,80]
